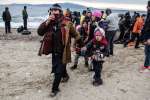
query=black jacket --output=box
[142,11,150,40]
[2,10,11,22]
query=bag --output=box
[21,30,31,35]
[17,26,24,33]
[38,32,52,56]
[92,50,104,62]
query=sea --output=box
[0,3,146,28]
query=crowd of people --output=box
[37,1,150,97]
[2,6,28,34]
[1,1,150,98]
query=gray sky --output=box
[0,0,148,5]
[0,0,148,11]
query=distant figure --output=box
[2,7,12,34]
[22,6,28,30]
[140,0,150,72]
[105,8,119,56]
[80,10,87,24]
[126,14,145,48]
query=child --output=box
[71,20,89,70]
[82,29,108,86]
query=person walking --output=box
[37,4,80,97]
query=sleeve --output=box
[69,22,80,40]
[37,21,49,36]
[2,12,5,21]
[105,16,110,23]
[86,40,93,49]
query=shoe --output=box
[50,89,60,97]
[88,68,94,72]
[135,46,140,49]
[140,66,149,73]
[85,62,89,67]
[124,44,127,48]
[93,79,103,86]
[147,66,150,70]
[70,65,77,70]
[61,75,70,83]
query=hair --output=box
[5,7,8,10]
[24,6,27,9]
[105,8,112,15]
[82,10,87,15]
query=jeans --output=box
[52,53,68,92]
[93,60,103,81]
[125,33,140,48]
[5,21,11,33]
[106,30,116,55]
[144,45,150,67]
[23,19,27,30]
[74,53,88,65]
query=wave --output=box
[0,22,42,28]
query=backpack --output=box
[17,26,24,33]
[21,30,31,35]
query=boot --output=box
[70,64,77,70]
[93,79,103,86]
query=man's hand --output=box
[46,14,55,25]
[81,47,87,51]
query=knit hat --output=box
[63,9,71,17]
[51,3,62,11]
[95,31,103,36]
[92,10,102,18]
[94,27,105,37]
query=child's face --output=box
[95,35,102,41]
[82,22,87,28]
[92,16,96,21]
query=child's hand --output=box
[81,47,87,51]
[147,39,150,45]
[84,37,88,43]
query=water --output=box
[0,3,146,28]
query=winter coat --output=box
[37,17,80,64]
[132,17,144,34]
[2,10,11,22]
[142,11,150,40]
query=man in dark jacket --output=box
[2,7,12,34]
[141,0,150,71]
[22,6,28,30]
[37,4,80,97]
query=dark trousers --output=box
[125,33,140,48]
[74,53,88,65]
[106,31,116,55]
[144,45,150,67]
[118,26,125,41]
[52,53,68,92]
[93,60,103,81]
[5,21,11,33]
[23,19,27,30]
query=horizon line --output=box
[0,1,147,11]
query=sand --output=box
[0,28,150,100]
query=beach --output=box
[0,28,150,100]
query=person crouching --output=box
[71,20,89,70]
[82,29,108,86]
